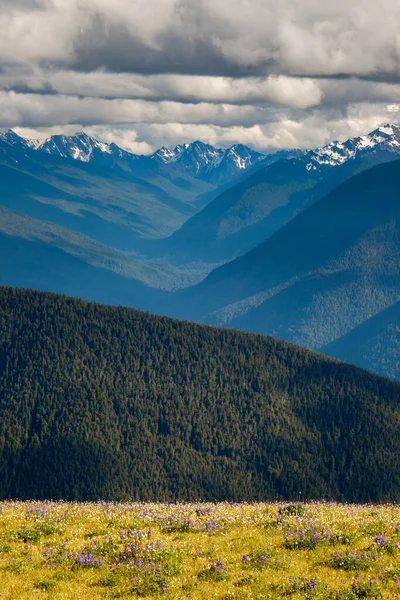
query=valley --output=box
[1,125,400,380]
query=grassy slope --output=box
[0,501,399,600]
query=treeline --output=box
[0,286,399,502]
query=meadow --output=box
[0,501,399,600]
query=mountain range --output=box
[161,124,400,263]
[12,130,270,195]
[1,124,400,380]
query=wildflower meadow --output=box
[0,501,399,599]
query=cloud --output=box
[1,0,400,150]
[62,0,400,82]
[0,90,279,128]
[1,0,400,80]
[0,67,323,109]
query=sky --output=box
[2,0,400,153]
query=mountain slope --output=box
[163,157,323,262]
[0,206,191,291]
[322,302,400,380]
[0,136,197,249]
[0,207,170,309]
[168,159,400,377]
[163,125,400,264]
[0,286,399,502]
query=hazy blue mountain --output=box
[1,129,210,206]
[162,157,323,262]
[23,132,215,203]
[2,126,400,379]
[322,302,400,380]
[17,131,274,204]
[161,125,400,264]
[168,159,400,378]
[0,206,197,290]
[0,129,301,262]
[0,206,169,309]
[0,130,289,255]
[0,132,198,249]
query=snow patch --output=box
[378,125,394,135]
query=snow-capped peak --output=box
[0,129,30,146]
[25,132,118,163]
[225,144,265,170]
[377,125,394,136]
[152,140,265,181]
[305,123,400,171]
[155,143,190,163]
[155,141,223,165]
[0,131,264,184]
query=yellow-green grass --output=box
[0,501,399,599]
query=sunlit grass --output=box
[0,501,399,599]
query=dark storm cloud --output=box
[2,0,400,83]
[63,0,400,83]
[71,15,253,77]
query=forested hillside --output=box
[0,287,399,502]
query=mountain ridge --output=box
[166,158,400,379]
[322,301,400,380]
[1,130,269,189]
[161,125,400,264]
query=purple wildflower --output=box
[306,578,317,591]
[374,535,390,545]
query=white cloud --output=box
[84,126,154,154]
[0,90,278,128]
[2,0,400,150]
[0,68,323,109]
[140,105,400,151]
